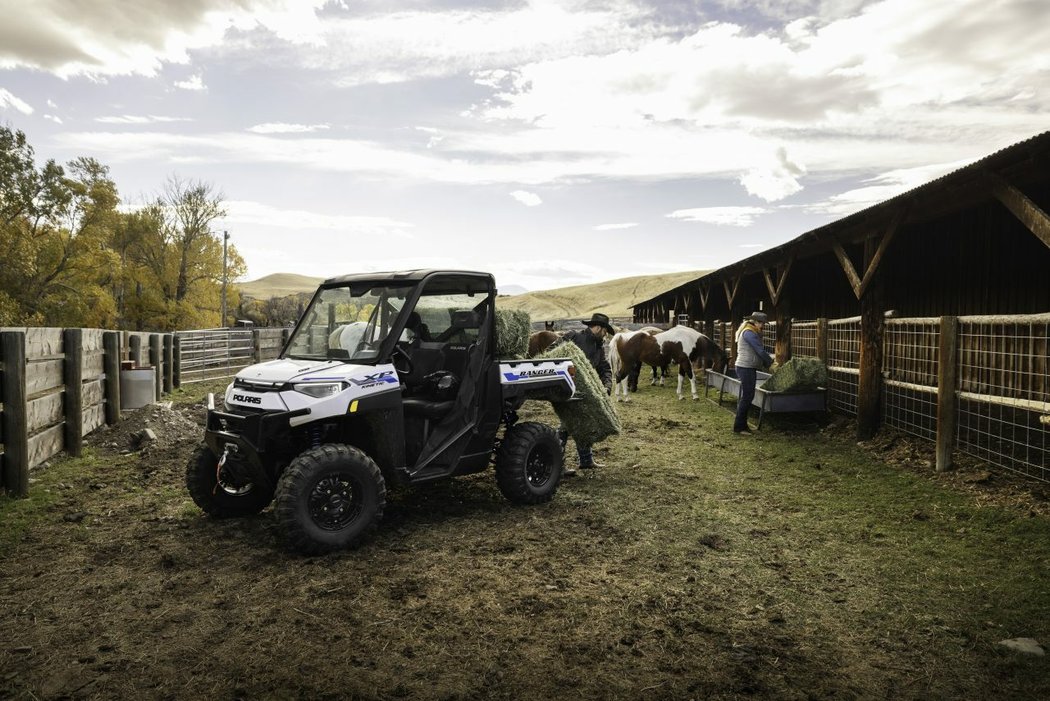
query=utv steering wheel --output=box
[391,344,414,378]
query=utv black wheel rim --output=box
[526,447,554,487]
[308,474,363,531]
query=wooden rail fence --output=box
[1,327,289,497]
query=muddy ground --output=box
[2,379,1049,700]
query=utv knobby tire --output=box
[495,422,563,505]
[185,444,274,518]
[275,444,386,554]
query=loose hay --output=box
[537,340,621,445]
[495,309,530,358]
[762,357,829,392]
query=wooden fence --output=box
[1,326,289,497]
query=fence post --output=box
[252,328,261,362]
[857,286,886,441]
[816,318,829,364]
[1,331,29,497]
[103,332,121,424]
[163,334,174,394]
[936,316,959,472]
[149,334,162,401]
[129,335,142,366]
[63,328,84,458]
[172,335,181,389]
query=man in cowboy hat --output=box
[733,311,774,435]
[558,312,615,473]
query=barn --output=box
[633,131,1050,481]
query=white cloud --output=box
[0,88,33,114]
[803,157,976,217]
[175,74,206,91]
[0,0,328,78]
[247,122,330,134]
[667,207,769,227]
[593,222,638,231]
[44,114,63,124]
[510,190,542,207]
[222,200,414,238]
[504,259,603,281]
[95,114,191,124]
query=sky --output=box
[1,0,1047,293]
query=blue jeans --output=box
[734,367,757,431]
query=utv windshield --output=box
[284,283,413,362]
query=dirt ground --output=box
[2,378,1049,700]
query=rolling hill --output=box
[496,270,706,320]
[237,269,706,320]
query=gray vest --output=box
[734,327,767,369]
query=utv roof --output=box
[323,269,494,286]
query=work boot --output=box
[579,460,605,469]
[562,467,578,478]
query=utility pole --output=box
[220,230,229,327]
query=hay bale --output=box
[495,309,530,358]
[536,341,621,446]
[761,357,828,393]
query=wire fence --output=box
[955,315,1049,481]
[826,317,861,416]
[792,321,818,358]
[882,318,940,442]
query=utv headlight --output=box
[291,382,347,398]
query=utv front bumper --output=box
[205,402,310,477]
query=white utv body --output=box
[187,270,577,553]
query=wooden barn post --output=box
[816,318,829,364]
[774,303,792,364]
[857,254,886,441]
[172,335,182,389]
[163,334,174,394]
[103,331,121,424]
[149,334,162,400]
[129,334,142,366]
[1,331,29,497]
[936,316,959,472]
[63,328,84,458]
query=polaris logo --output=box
[233,393,262,405]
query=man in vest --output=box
[733,311,774,435]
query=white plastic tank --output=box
[120,367,156,409]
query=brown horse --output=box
[652,326,728,399]
[608,330,662,401]
[527,330,562,357]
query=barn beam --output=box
[723,276,742,308]
[699,283,710,313]
[832,242,863,298]
[857,206,908,298]
[987,171,1050,249]
[832,207,908,301]
[762,255,794,307]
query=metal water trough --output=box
[704,368,827,428]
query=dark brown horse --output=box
[527,330,562,357]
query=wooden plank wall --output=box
[0,327,174,497]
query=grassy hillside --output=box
[497,270,706,320]
[237,273,325,299]
[238,269,706,319]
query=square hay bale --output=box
[762,357,828,393]
[536,341,621,446]
[495,309,531,359]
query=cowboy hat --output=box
[748,311,769,323]
[581,312,616,334]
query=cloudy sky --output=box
[1,0,1047,292]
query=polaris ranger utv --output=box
[187,270,576,553]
